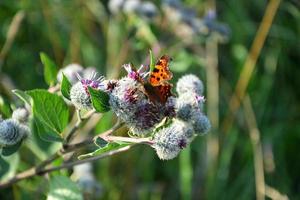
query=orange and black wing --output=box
[149,55,173,86]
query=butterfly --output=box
[149,55,173,86]
[123,55,174,104]
[144,55,173,104]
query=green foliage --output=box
[47,175,83,200]
[60,74,72,100]
[0,97,12,118]
[26,90,69,142]
[12,89,31,106]
[40,52,58,87]
[0,154,19,182]
[149,49,155,72]
[0,0,299,199]
[78,142,129,160]
[94,137,108,148]
[88,87,110,113]
[1,141,23,156]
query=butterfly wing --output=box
[144,83,173,104]
[149,55,173,86]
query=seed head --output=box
[109,77,163,136]
[57,63,84,84]
[0,119,30,146]
[12,108,30,123]
[70,72,105,110]
[129,100,163,136]
[175,93,204,121]
[191,111,211,135]
[176,74,204,95]
[72,163,102,198]
[152,119,194,160]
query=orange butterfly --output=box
[149,55,173,86]
[144,55,173,104]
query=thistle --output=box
[108,76,163,136]
[176,74,204,95]
[175,93,205,121]
[191,111,211,135]
[0,119,30,146]
[12,108,30,123]
[57,63,84,84]
[152,119,194,160]
[70,72,105,110]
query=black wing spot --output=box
[153,68,159,72]
[156,77,160,81]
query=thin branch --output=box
[265,185,289,200]
[0,11,25,68]
[0,119,124,188]
[64,110,83,144]
[102,135,153,145]
[243,96,265,200]
[0,145,131,189]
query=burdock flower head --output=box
[175,93,205,121]
[105,53,210,159]
[57,63,84,84]
[191,111,211,135]
[176,74,204,95]
[0,119,30,147]
[109,65,163,136]
[70,72,105,110]
[12,107,30,123]
[152,119,194,160]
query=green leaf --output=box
[61,73,72,100]
[1,140,23,156]
[94,137,108,148]
[27,118,61,160]
[40,52,58,86]
[47,175,83,200]
[0,153,19,182]
[12,89,31,106]
[0,97,12,118]
[33,117,63,142]
[149,49,156,72]
[88,87,110,113]
[78,142,128,160]
[26,89,69,142]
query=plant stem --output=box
[221,0,281,133]
[0,145,131,189]
[102,135,153,145]
[0,120,124,188]
[64,109,83,145]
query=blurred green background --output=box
[0,0,299,199]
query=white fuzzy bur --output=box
[70,82,93,110]
[57,63,84,84]
[0,119,30,146]
[152,119,193,160]
[12,108,30,123]
[191,111,211,135]
[108,77,163,136]
[176,74,204,96]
